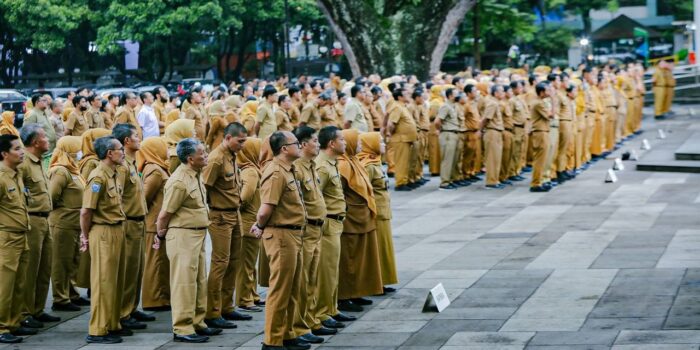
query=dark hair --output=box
[547,73,559,82]
[288,86,300,96]
[75,87,87,96]
[139,91,152,101]
[152,87,164,98]
[464,84,476,94]
[387,83,397,93]
[412,89,424,99]
[370,86,382,95]
[392,87,404,100]
[337,92,346,99]
[528,74,537,85]
[262,85,277,99]
[120,92,135,106]
[444,88,455,99]
[269,131,287,156]
[278,94,288,105]
[50,100,62,110]
[100,99,109,112]
[87,94,99,104]
[190,86,203,94]
[293,126,316,144]
[112,123,137,145]
[451,77,462,85]
[32,93,45,106]
[309,80,318,89]
[565,83,576,93]
[74,95,87,106]
[319,93,331,101]
[20,123,44,146]
[503,85,511,92]
[535,82,548,95]
[176,138,200,164]
[490,84,503,96]
[94,136,118,160]
[350,85,362,98]
[224,122,247,137]
[319,126,340,149]
[107,94,119,101]
[0,134,19,160]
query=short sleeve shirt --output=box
[260,157,305,226]
[19,152,52,213]
[201,144,241,209]
[163,165,209,228]
[118,155,147,217]
[82,162,125,224]
[293,157,326,220]
[0,163,29,232]
[315,152,346,216]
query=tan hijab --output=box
[165,119,195,147]
[0,111,19,136]
[238,137,261,176]
[338,129,376,216]
[49,136,81,175]
[357,132,383,168]
[78,128,111,174]
[164,109,181,127]
[137,136,169,173]
[259,135,273,170]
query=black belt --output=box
[326,214,345,221]
[29,212,49,218]
[373,128,381,132]
[465,129,479,133]
[514,124,524,128]
[531,130,548,133]
[486,127,503,132]
[505,128,514,132]
[606,106,618,108]
[96,221,124,226]
[127,216,145,221]
[269,224,304,230]
[307,218,324,227]
[441,129,460,133]
[210,207,238,212]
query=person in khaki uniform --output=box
[651,60,667,119]
[300,95,329,130]
[115,92,143,139]
[507,81,528,182]
[24,94,57,153]
[343,86,369,132]
[288,86,303,126]
[291,126,330,344]
[313,126,354,331]
[602,76,618,154]
[80,136,128,344]
[249,131,309,350]
[111,124,153,329]
[66,96,90,137]
[481,85,505,189]
[183,92,206,142]
[17,124,61,329]
[529,83,554,192]
[234,138,264,311]
[427,85,443,176]
[0,135,32,344]
[256,86,278,140]
[461,85,482,182]
[498,86,514,185]
[554,76,575,183]
[410,89,430,185]
[663,60,676,115]
[48,136,90,312]
[138,137,171,311]
[275,95,294,132]
[387,87,418,191]
[154,138,220,343]
[85,95,105,129]
[153,87,169,135]
[202,122,250,328]
[434,88,461,189]
[205,100,229,151]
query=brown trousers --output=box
[88,224,126,336]
[50,226,81,305]
[313,218,342,325]
[428,126,441,175]
[166,228,208,335]
[509,126,525,177]
[235,213,261,307]
[142,231,170,309]
[483,129,503,185]
[461,131,481,178]
[0,231,28,334]
[530,131,549,187]
[121,220,144,319]
[499,130,513,182]
[557,120,574,173]
[206,210,241,319]
[292,223,322,337]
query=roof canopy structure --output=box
[591,14,661,41]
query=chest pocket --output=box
[188,188,204,207]
[77,116,85,125]
[6,186,19,202]
[330,173,341,187]
[220,163,237,189]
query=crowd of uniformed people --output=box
[0,59,675,349]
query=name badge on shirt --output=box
[8,187,16,193]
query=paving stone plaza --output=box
[9,105,700,349]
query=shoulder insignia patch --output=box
[91,183,101,193]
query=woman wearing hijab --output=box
[138,137,172,311]
[358,132,398,293]
[239,100,258,136]
[0,111,19,136]
[235,138,265,311]
[256,135,273,288]
[164,119,196,174]
[205,100,228,151]
[164,109,181,128]
[336,129,383,311]
[48,136,90,311]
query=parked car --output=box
[133,84,166,95]
[0,89,28,128]
[33,87,75,100]
[95,87,137,100]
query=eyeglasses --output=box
[282,141,300,147]
[109,147,124,152]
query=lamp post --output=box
[579,37,590,64]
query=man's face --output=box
[301,133,320,158]
[36,96,48,110]
[127,94,139,108]
[110,97,119,106]
[79,89,90,97]
[281,98,292,110]
[2,139,24,166]
[125,130,141,152]
[32,129,49,154]
[143,92,154,105]
[355,91,365,103]
[189,144,208,170]
[108,140,125,165]
[91,98,101,108]
[494,87,505,100]
[282,133,301,159]
[225,132,246,153]
[331,131,346,155]
[52,104,63,115]
[192,93,202,104]
[78,99,88,110]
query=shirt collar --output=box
[98,161,116,178]
[0,162,17,177]
[296,156,314,170]
[27,152,41,164]
[274,156,293,172]
[316,152,336,166]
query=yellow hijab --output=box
[357,132,383,168]
[238,137,261,176]
[49,135,81,175]
[240,100,258,124]
[137,136,169,173]
[0,111,19,136]
[338,129,376,216]
[164,109,180,127]
[78,128,111,174]
[259,135,273,170]
[429,85,444,103]
[208,100,226,117]
[165,119,195,147]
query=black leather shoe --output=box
[332,312,356,322]
[205,317,237,329]
[0,333,22,343]
[283,338,311,350]
[222,310,253,321]
[395,185,412,191]
[120,317,147,330]
[298,333,324,344]
[311,326,337,336]
[35,313,61,323]
[109,328,133,336]
[383,286,397,293]
[12,327,37,336]
[173,333,209,343]
[86,335,122,344]
[530,186,550,193]
[261,344,285,349]
[52,302,81,312]
[321,318,345,329]
[131,310,156,322]
[143,305,171,312]
[21,316,43,328]
[72,297,91,306]
[350,297,372,305]
[254,299,266,306]
[337,299,363,312]
[195,327,223,336]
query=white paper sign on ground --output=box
[657,129,666,139]
[605,169,618,183]
[641,139,651,150]
[613,158,624,171]
[422,283,451,313]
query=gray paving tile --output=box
[527,331,619,345]
[402,320,505,347]
[581,317,666,330]
[322,332,412,347]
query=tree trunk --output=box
[582,9,592,36]
[317,0,475,79]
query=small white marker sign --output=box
[422,283,451,313]
[641,139,651,150]
[657,129,666,139]
[605,169,618,183]
[613,158,624,171]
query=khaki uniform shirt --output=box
[183,105,205,141]
[344,99,368,132]
[300,101,321,130]
[260,157,305,227]
[275,109,293,132]
[256,101,277,140]
[388,102,418,143]
[49,167,84,229]
[531,98,552,132]
[202,144,241,210]
[86,107,105,129]
[463,100,481,131]
[410,102,430,132]
[66,109,89,137]
[25,108,57,151]
[118,155,147,217]
[437,101,460,131]
[83,162,125,225]
[143,164,168,233]
[315,152,345,216]
[0,163,29,232]
[557,90,573,121]
[510,96,528,126]
[163,165,209,228]
[153,100,166,135]
[293,157,326,221]
[289,102,302,126]
[19,152,52,213]
[500,99,514,130]
[240,167,261,219]
[482,96,504,131]
[320,105,338,128]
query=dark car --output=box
[33,87,76,100]
[0,89,28,128]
